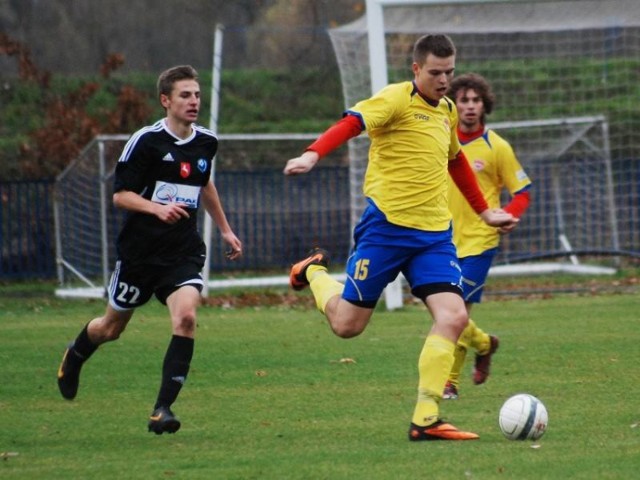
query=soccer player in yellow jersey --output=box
[284,35,518,441]
[444,73,532,400]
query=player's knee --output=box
[332,324,363,338]
[173,310,197,335]
[452,310,469,336]
[330,317,367,338]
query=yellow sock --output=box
[307,265,343,313]
[467,318,491,354]
[411,334,455,426]
[448,344,467,388]
[449,321,473,386]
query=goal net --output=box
[328,0,640,272]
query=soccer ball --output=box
[498,393,548,440]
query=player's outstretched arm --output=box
[284,115,363,176]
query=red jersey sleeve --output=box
[305,114,363,158]
[448,150,489,214]
[503,190,531,218]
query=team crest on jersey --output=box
[180,162,191,178]
[473,159,485,171]
[197,158,207,173]
[443,118,451,130]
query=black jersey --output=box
[113,119,217,266]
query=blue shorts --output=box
[342,200,463,307]
[459,248,498,303]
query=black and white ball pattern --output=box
[499,393,548,440]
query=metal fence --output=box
[0,179,56,280]
[3,159,640,282]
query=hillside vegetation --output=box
[1,57,639,180]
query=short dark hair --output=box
[157,65,199,98]
[449,73,495,117]
[412,34,456,65]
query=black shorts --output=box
[107,257,205,310]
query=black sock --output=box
[69,323,98,366]
[154,335,194,410]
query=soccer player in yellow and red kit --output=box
[284,35,518,441]
[443,73,532,400]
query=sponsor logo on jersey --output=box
[197,158,207,173]
[414,113,430,121]
[180,162,191,178]
[162,153,175,162]
[154,183,179,203]
[151,182,201,208]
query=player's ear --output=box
[160,94,171,109]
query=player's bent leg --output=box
[89,305,134,343]
[57,344,83,400]
[444,321,473,399]
[473,335,499,385]
[289,248,330,291]
[308,265,344,316]
[57,307,132,400]
[325,300,374,338]
[443,342,467,400]
[424,291,469,341]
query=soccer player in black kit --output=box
[57,65,242,434]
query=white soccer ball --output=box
[498,393,548,440]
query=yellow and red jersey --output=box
[348,81,460,231]
[449,128,531,258]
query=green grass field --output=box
[1,289,639,479]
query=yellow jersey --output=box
[449,128,531,258]
[348,81,461,231]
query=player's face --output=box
[161,79,201,124]
[455,88,484,130]
[412,53,455,101]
